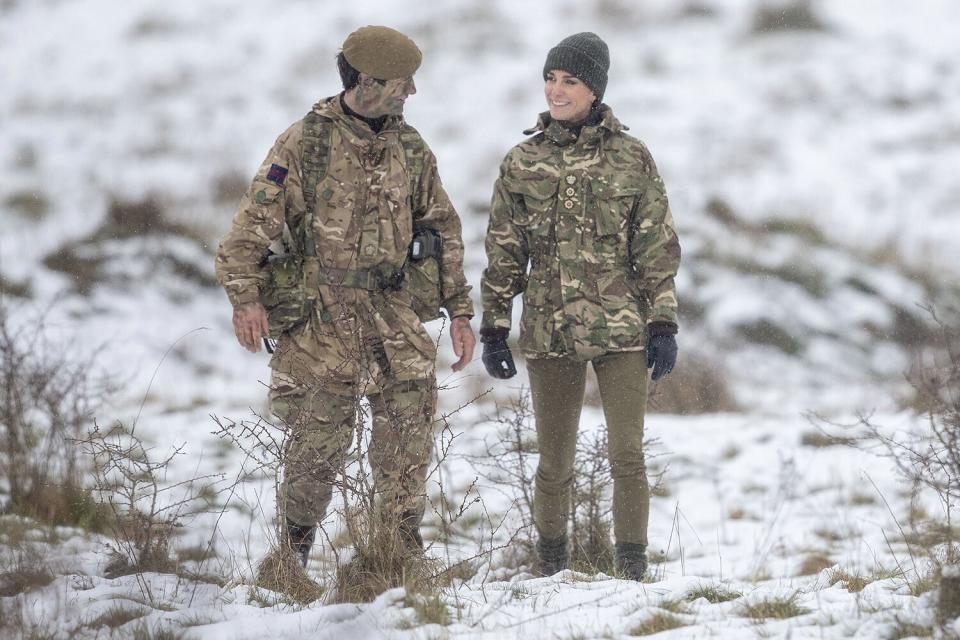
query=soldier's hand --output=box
[233,302,270,353]
[450,315,476,372]
[480,328,517,379]
[646,334,677,381]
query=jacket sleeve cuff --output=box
[226,286,261,308]
[647,321,678,336]
[443,294,474,321]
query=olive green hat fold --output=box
[342,25,422,80]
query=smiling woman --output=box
[479,31,682,583]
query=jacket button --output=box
[565,175,576,185]
[564,200,575,209]
[565,187,576,196]
[364,245,376,256]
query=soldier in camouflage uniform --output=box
[216,26,476,567]
[480,33,680,581]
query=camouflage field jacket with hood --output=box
[481,105,680,361]
[216,96,473,385]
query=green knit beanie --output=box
[543,32,609,101]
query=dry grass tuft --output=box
[84,604,148,630]
[796,553,834,576]
[254,546,325,605]
[402,592,451,626]
[737,592,810,620]
[629,612,686,636]
[334,541,441,604]
[827,568,870,593]
[685,583,741,604]
[800,430,859,448]
[0,559,55,597]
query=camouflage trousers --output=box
[270,370,437,528]
[528,350,650,546]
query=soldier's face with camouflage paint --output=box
[544,70,596,122]
[354,73,417,117]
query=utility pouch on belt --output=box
[260,252,318,339]
[404,227,444,322]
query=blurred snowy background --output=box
[2,0,960,637]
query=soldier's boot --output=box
[536,535,569,576]
[286,518,316,569]
[398,511,424,553]
[614,542,647,582]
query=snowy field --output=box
[2,0,959,638]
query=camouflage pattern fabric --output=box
[216,95,473,385]
[481,105,680,360]
[271,370,436,527]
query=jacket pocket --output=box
[505,175,558,227]
[590,173,643,237]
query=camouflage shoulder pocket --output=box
[260,253,316,338]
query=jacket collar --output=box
[522,104,626,146]
[311,95,405,144]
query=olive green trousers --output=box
[528,351,650,546]
[270,372,436,528]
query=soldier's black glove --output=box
[646,322,678,381]
[480,327,517,379]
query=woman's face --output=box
[544,70,596,122]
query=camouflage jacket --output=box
[216,96,473,383]
[481,105,680,360]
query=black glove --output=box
[480,328,517,379]
[646,323,678,381]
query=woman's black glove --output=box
[480,328,517,379]
[646,322,678,381]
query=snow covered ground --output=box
[2,0,959,637]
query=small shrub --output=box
[629,612,686,636]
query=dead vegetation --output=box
[42,195,216,295]
[0,299,114,532]
[748,0,830,35]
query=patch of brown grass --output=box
[0,558,55,597]
[827,568,870,593]
[737,592,809,620]
[796,553,833,576]
[647,352,739,414]
[254,546,325,605]
[629,612,686,636]
[800,430,859,448]
[83,604,148,630]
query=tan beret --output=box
[342,26,422,80]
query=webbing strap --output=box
[301,112,332,257]
[298,114,426,259]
